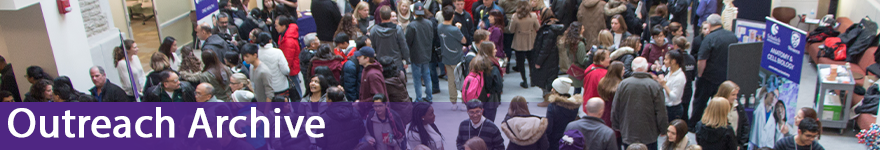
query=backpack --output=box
[821,37,847,60]
[461,72,484,103]
[558,129,585,150]
[455,52,478,89]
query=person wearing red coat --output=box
[276,15,303,100]
[582,49,611,112]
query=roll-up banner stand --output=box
[756,16,806,130]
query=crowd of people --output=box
[0,0,830,149]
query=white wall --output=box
[838,0,880,21]
[39,0,103,92]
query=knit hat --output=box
[552,77,573,95]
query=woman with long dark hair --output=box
[609,14,631,49]
[661,50,687,121]
[337,13,365,39]
[406,102,444,150]
[158,36,181,70]
[113,39,145,101]
[597,61,624,127]
[25,79,53,102]
[180,49,233,101]
[487,9,506,66]
[663,119,691,150]
[561,22,586,94]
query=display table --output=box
[816,63,854,133]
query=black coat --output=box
[734,102,751,149]
[202,34,230,63]
[531,24,564,88]
[0,64,21,102]
[544,95,580,150]
[89,80,130,102]
[622,3,642,35]
[144,69,177,93]
[142,81,196,102]
[317,102,366,150]
[695,122,737,150]
[553,0,580,29]
[667,0,690,29]
[453,11,476,46]
[311,0,342,41]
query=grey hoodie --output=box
[369,22,411,67]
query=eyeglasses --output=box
[219,21,229,24]
[467,110,483,115]
[164,79,179,83]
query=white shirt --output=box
[471,116,486,129]
[170,53,182,71]
[664,68,687,106]
[406,124,445,150]
[258,44,291,93]
[116,55,146,96]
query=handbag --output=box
[567,65,587,79]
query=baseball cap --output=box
[413,2,426,16]
[354,46,376,58]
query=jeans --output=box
[430,62,441,92]
[288,75,302,102]
[667,104,684,122]
[412,63,433,101]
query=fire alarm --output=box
[57,0,71,14]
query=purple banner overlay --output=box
[2,102,524,150]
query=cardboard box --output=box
[823,104,842,121]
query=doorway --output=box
[125,0,160,71]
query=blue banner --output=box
[761,18,806,83]
[194,0,218,20]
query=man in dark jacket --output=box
[457,100,506,150]
[198,24,230,63]
[693,14,737,129]
[342,55,362,101]
[667,0,690,31]
[566,97,618,150]
[473,0,504,29]
[552,0,579,29]
[407,2,436,102]
[317,87,366,150]
[89,66,129,102]
[214,13,243,47]
[356,47,389,102]
[142,71,196,102]
[0,56,20,102]
[310,0,342,42]
[370,6,411,71]
[453,0,475,46]
[611,57,667,149]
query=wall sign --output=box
[194,0,218,20]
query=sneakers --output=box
[520,82,529,88]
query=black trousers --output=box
[682,79,694,121]
[689,78,720,129]
[516,50,535,82]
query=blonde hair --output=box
[231,73,252,92]
[714,81,739,100]
[597,30,614,48]
[150,52,170,71]
[354,2,370,20]
[701,97,732,128]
